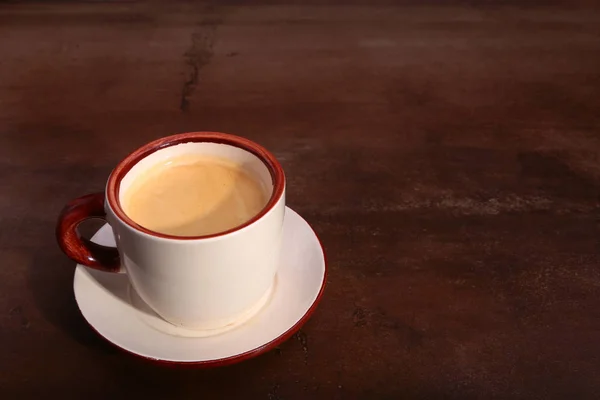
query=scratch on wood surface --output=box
[267,383,281,400]
[294,330,309,364]
[179,6,222,112]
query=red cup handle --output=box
[56,192,120,272]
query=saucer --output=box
[73,206,327,366]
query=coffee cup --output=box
[56,132,286,332]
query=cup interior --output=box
[106,132,285,240]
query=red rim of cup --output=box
[106,131,286,240]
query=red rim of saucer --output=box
[106,132,286,240]
[79,214,328,368]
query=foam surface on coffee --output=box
[122,154,268,236]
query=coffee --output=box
[122,154,268,236]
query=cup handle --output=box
[56,192,120,272]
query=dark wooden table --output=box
[1,1,600,398]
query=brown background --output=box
[1,1,600,398]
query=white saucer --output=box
[73,207,327,366]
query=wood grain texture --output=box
[1,1,600,398]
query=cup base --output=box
[128,278,277,338]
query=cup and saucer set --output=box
[56,132,327,366]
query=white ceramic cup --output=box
[56,132,286,333]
